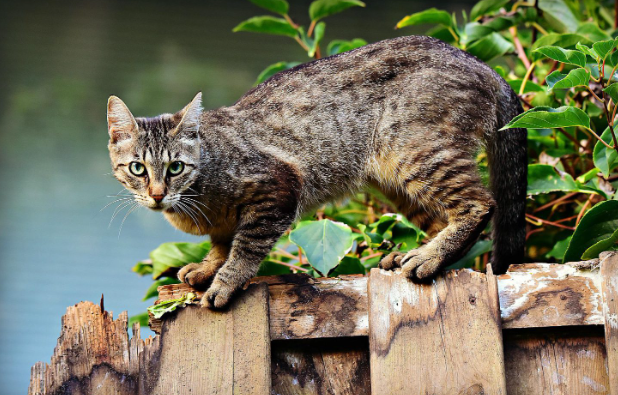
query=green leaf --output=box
[308,22,326,57]
[470,0,509,21]
[289,220,354,276]
[150,241,210,279]
[390,222,420,252]
[142,277,180,301]
[233,16,298,37]
[576,42,598,59]
[538,0,579,33]
[527,164,579,195]
[593,127,618,178]
[593,38,617,60]
[309,0,365,22]
[532,33,591,53]
[255,61,300,85]
[501,106,590,130]
[466,32,514,62]
[462,22,495,45]
[507,79,544,93]
[546,236,572,260]
[576,167,601,184]
[330,256,366,276]
[604,83,618,104]
[396,8,455,30]
[147,292,197,319]
[546,68,590,91]
[129,312,149,328]
[564,201,618,262]
[249,0,289,15]
[257,260,292,276]
[533,46,586,67]
[132,260,153,276]
[576,22,612,42]
[446,240,493,269]
[327,38,367,55]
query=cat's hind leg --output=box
[378,152,494,281]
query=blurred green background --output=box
[0,0,475,392]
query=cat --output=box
[107,35,527,309]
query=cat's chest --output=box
[163,205,235,236]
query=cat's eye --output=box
[168,161,185,176]
[129,162,147,177]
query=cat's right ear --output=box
[107,96,138,144]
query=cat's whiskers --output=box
[109,200,135,228]
[175,200,202,233]
[118,202,140,237]
[181,196,213,226]
[100,197,133,212]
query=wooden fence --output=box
[29,251,618,394]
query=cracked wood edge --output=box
[152,261,603,338]
[601,252,618,395]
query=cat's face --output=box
[107,93,202,212]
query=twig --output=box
[533,192,579,213]
[269,259,309,272]
[307,20,316,37]
[275,247,298,261]
[583,127,615,150]
[509,26,531,70]
[519,62,537,96]
[576,195,594,225]
[361,252,383,262]
[526,213,576,230]
[283,14,299,29]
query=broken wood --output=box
[367,268,507,394]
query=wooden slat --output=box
[153,261,604,339]
[504,327,609,395]
[601,252,618,394]
[146,283,271,394]
[368,269,507,394]
[499,261,603,329]
[271,338,371,395]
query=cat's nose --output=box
[151,195,164,203]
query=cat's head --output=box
[107,93,202,211]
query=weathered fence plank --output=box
[601,252,618,395]
[499,260,602,329]
[271,338,371,395]
[504,328,609,395]
[154,262,603,338]
[367,269,507,395]
[147,282,271,394]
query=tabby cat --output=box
[107,36,527,309]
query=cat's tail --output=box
[487,85,527,274]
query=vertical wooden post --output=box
[368,268,507,395]
[602,252,618,395]
[146,283,271,394]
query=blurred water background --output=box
[0,0,475,392]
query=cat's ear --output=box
[171,92,203,137]
[107,96,138,144]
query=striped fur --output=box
[107,36,527,308]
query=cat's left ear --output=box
[171,92,203,137]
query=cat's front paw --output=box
[202,278,236,309]
[400,249,443,282]
[177,263,215,290]
[379,251,405,271]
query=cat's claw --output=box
[400,250,442,282]
[379,252,404,271]
[202,279,234,309]
[177,263,213,290]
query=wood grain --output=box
[154,262,604,338]
[499,261,603,329]
[504,327,609,395]
[601,252,618,394]
[28,301,159,395]
[147,283,271,394]
[271,338,371,395]
[368,268,507,394]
